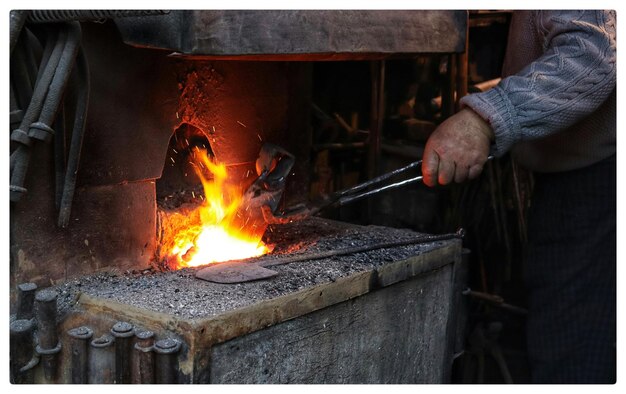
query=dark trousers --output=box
[525,155,616,383]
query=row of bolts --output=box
[10,282,183,384]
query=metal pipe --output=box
[35,23,81,129]
[367,60,386,220]
[11,22,81,202]
[34,289,61,382]
[34,27,58,88]
[493,160,512,289]
[510,159,528,244]
[132,330,155,384]
[154,338,181,384]
[10,27,67,201]
[259,229,465,269]
[15,282,37,320]
[89,334,115,384]
[54,104,66,210]
[367,60,385,180]
[67,326,93,384]
[339,156,494,206]
[58,48,90,227]
[338,174,425,206]
[10,319,36,384]
[339,159,422,198]
[111,321,135,384]
[14,28,63,136]
[27,10,169,23]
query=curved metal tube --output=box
[35,22,81,127]
[34,27,58,88]
[14,28,65,136]
[11,22,82,202]
[9,27,66,187]
[9,28,59,173]
[54,104,66,210]
[58,48,89,227]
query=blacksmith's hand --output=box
[422,108,494,187]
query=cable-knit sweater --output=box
[460,10,616,172]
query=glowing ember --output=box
[167,148,269,268]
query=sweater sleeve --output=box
[460,10,616,156]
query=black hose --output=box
[27,10,168,23]
[58,48,89,228]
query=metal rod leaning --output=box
[58,47,90,228]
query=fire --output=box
[167,148,269,268]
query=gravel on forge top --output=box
[55,217,454,320]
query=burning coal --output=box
[161,148,270,269]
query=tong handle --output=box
[338,155,494,206]
[335,159,422,198]
[273,155,494,220]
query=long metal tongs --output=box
[263,156,493,224]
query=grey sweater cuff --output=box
[460,87,520,157]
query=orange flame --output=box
[167,148,269,268]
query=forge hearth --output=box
[10,10,470,385]
[43,218,465,383]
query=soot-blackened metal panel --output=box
[11,179,156,294]
[77,21,180,187]
[114,10,468,58]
